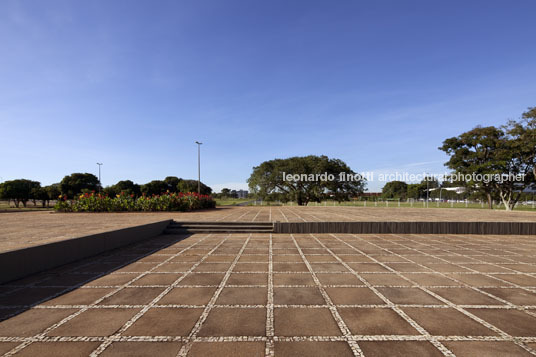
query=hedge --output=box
[54,191,215,212]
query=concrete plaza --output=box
[1,207,535,252]
[1,231,536,356]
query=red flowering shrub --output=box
[54,191,215,212]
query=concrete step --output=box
[165,228,273,234]
[166,220,274,234]
[169,221,273,227]
[170,224,273,229]
[164,221,274,234]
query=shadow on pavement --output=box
[0,233,193,323]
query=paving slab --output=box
[1,232,536,356]
[2,206,535,252]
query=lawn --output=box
[215,198,252,206]
[250,199,536,211]
[0,200,53,211]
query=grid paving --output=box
[1,232,536,356]
[2,207,535,252]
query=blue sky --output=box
[1,0,535,192]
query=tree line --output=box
[247,107,535,210]
[379,107,536,209]
[0,174,212,208]
[212,188,251,199]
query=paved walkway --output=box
[1,232,536,356]
[1,207,534,252]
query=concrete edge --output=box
[0,219,172,284]
[273,221,536,235]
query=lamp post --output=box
[426,174,429,208]
[96,163,103,192]
[195,142,202,194]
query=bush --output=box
[54,191,216,212]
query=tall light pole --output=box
[96,163,103,192]
[426,173,429,208]
[195,142,202,194]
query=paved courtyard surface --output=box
[1,207,535,252]
[1,232,536,356]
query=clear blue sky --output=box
[1,0,535,192]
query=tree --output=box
[405,179,439,201]
[221,188,231,197]
[406,184,420,199]
[45,184,61,207]
[247,155,365,205]
[0,179,41,207]
[440,109,536,211]
[177,179,212,195]
[164,176,181,193]
[104,180,141,197]
[140,180,169,196]
[60,173,100,198]
[440,126,504,209]
[521,107,536,178]
[31,186,49,207]
[382,181,408,200]
[492,110,536,210]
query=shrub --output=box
[54,191,216,212]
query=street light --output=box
[195,142,202,194]
[96,163,103,192]
[426,174,429,208]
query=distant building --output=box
[358,192,381,198]
[234,189,248,198]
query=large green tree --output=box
[60,173,100,198]
[140,180,169,196]
[32,186,55,207]
[0,179,41,207]
[177,179,212,195]
[493,109,536,210]
[164,176,181,192]
[440,126,504,209]
[382,181,408,200]
[247,155,365,205]
[524,107,536,178]
[104,180,142,197]
[45,184,61,207]
[440,108,536,210]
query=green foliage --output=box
[140,180,168,196]
[104,178,213,197]
[0,179,40,207]
[31,186,49,207]
[177,179,212,195]
[406,184,420,199]
[440,126,504,208]
[381,181,408,200]
[104,180,141,197]
[60,173,100,198]
[247,155,365,205]
[164,176,181,192]
[45,184,61,200]
[54,192,215,212]
[440,107,536,210]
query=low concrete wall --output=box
[0,219,172,284]
[274,221,536,235]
